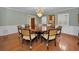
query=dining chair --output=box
[41,24,47,31]
[42,29,57,48]
[17,25,22,40]
[17,24,28,39]
[56,26,62,36]
[21,29,35,49]
[25,24,30,29]
[39,24,47,42]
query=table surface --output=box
[21,26,55,32]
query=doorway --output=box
[31,17,35,30]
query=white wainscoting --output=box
[0,25,18,36]
[0,25,79,36]
[55,25,79,36]
[62,25,79,36]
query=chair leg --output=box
[37,36,39,42]
[46,42,49,50]
[40,36,42,43]
[46,39,49,48]
[20,39,23,48]
[55,39,56,46]
[30,46,32,49]
[47,46,49,50]
[36,36,38,43]
[30,40,32,50]
[46,43,48,46]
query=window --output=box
[58,14,69,26]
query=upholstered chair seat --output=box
[42,29,57,48]
[23,34,36,40]
[17,26,36,49]
[43,34,56,40]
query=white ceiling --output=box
[6,7,77,15]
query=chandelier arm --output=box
[36,7,44,17]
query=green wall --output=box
[0,7,27,26]
[55,8,79,26]
[0,7,7,26]
[0,7,79,26]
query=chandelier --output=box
[36,7,44,17]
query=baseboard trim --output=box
[62,33,79,38]
[0,32,18,37]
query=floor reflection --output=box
[59,42,67,51]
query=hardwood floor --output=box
[0,33,79,51]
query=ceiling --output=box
[6,7,77,15]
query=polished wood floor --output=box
[0,33,79,51]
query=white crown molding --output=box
[5,7,28,14]
[4,7,78,15]
[53,7,78,13]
